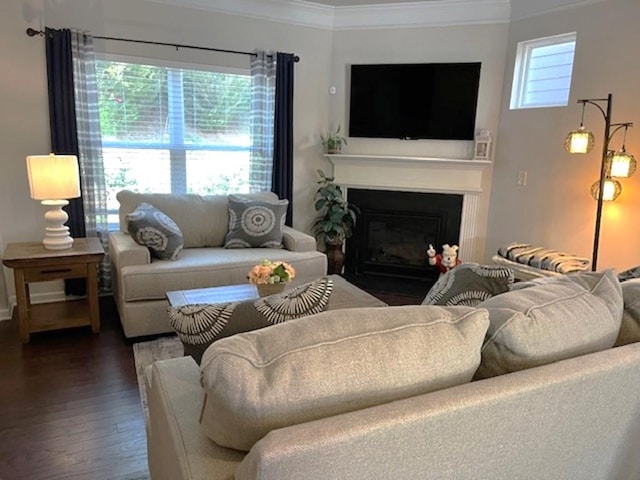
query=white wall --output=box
[328,23,510,262]
[486,0,640,271]
[3,0,635,318]
[0,0,334,318]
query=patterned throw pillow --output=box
[224,195,288,248]
[126,202,184,261]
[422,263,514,307]
[168,277,333,364]
[618,265,640,282]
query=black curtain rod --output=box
[26,27,300,62]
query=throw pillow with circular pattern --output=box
[126,202,184,260]
[223,195,288,248]
[422,262,514,307]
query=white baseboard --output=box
[0,307,10,321]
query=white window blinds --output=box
[96,58,251,228]
[510,32,577,110]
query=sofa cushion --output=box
[615,279,640,346]
[224,195,288,248]
[200,305,490,451]
[168,277,334,364]
[475,269,623,379]
[422,263,514,307]
[117,190,279,248]
[126,203,184,261]
[118,248,327,302]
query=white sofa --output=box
[109,190,327,338]
[145,272,640,480]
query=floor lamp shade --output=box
[609,150,637,178]
[564,126,595,154]
[26,154,81,250]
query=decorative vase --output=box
[326,243,345,275]
[256,283,287,297]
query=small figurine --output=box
[427,243,461,274]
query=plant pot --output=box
[325,243,345,275]
[325,140,342,155]
[256,283,287,297]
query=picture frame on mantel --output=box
[473,130,492,161]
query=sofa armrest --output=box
[282,226,317,252]
[109,232,151,269]
[148,357,244,480]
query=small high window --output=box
[510,32,577,109]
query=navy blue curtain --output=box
[45,28,86,295]
[272,52,295,227]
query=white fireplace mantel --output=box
[324,153,493,263]
[325,154,491,194]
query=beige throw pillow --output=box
[200,305,490,451]
[475,269,623,379]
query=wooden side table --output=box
[2,237,105,343]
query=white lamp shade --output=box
[564,127,595,154]
[609,150,637,178]
[590,178,622,202]
[26,154,81,201]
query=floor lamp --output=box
[564,93,635,271]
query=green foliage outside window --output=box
[96,61,251,142]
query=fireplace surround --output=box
[327,153,491,295]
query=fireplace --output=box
[327,152,491,296]
[345,189,463,295]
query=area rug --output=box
[132,335,183,423]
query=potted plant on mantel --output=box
[311,170,360,274]
[321,125,348,154]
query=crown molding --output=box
[143,0,335,29]
[333,0,511,30]
[142,0,605,29]
[143,0,510,29]
[509,0,607,22]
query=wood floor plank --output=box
[0,296,150,480]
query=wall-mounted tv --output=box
[348,62,481,141]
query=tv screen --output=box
[348,62,481,140]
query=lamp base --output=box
[41,199,74,250]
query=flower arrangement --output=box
[248,259,296,285]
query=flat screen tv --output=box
[348,62,481,140]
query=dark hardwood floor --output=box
[0,296,149,480]
[0,287,421,480]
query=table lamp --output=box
[26,153,81,250]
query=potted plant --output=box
[311,170,360,274]
[321,125,348,154]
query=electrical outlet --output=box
[517,170,528,186]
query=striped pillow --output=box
[168,277,333,364]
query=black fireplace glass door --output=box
[345,188,462,287]
[362,212,440,278]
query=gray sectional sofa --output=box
[145,270,640,480]
[109,190,327,338]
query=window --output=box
[510,32,577,109]
[96,57,252,228]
